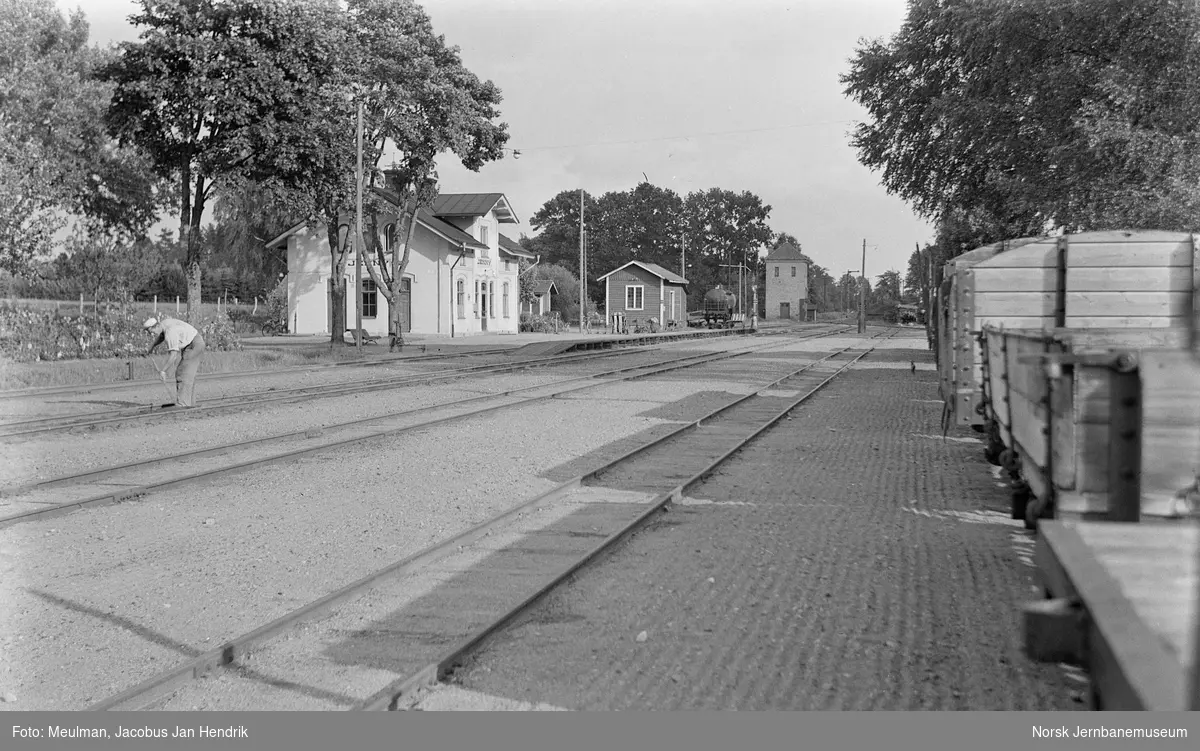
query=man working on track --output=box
[143,316,206,407]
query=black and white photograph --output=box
[0,0,1198,736]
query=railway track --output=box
[83,328,893,711]
[0,329,854,529]
[0,346,670,440]
[0,326,810,440]
[0,345,516,403]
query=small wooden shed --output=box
[598,261,689,331]
[523,279,557,316]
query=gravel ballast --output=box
[0,336,803,710]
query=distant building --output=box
[597,260,689,330]
[764,241,810,320]
[267,186,533,338]
[523,279,557,316]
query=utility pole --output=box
[925,243,934,350]
[858,239,867,334]
[354,98,364,353]
[579,189,585,334]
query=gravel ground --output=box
[0,335,805,711]
[0,337,801,491]
[420,331,1087,711]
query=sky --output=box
[69,0,935,282]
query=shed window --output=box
[625,285,644,311]
[774,266,779,277]
[791,266,796,277]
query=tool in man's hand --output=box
[149,354,176,408]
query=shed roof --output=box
[596,260,688,287]
[531,280,557,296]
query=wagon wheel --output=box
[983,419,1005,466]
[1011,483,1031,522]
[1024,493,1044,531]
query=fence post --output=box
[176,296,180,313]
[154,295,158,313]
[79,293,83,313]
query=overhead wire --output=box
[508,119,859,154]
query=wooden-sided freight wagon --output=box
[963,230,1199,527]
[983,329,1199,526]
[937,238,1041,429]
[939,230,1199,432]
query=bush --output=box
[0,301,242,362]
[518,312,561,333]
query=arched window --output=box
[502,282,510,318]
[474,281,480,318]
[488,282,495,318]
[384,223,396,255]
[456,279,465,319]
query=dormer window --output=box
[480,226,489,245]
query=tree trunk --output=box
[330,274,347,346]
[186,261,202,318]
[327,222,350,346]
[390,197,418,351]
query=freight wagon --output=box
[937,230,1199,430]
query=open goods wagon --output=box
[936,239,1039,428]
[938,230,1200,430]
[983,326,1199,528]
[1013,330,1200,712]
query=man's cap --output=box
[143,317,159,330]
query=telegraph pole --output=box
[354,98,364,352]
[858,238,867,334]
[579,189,585,333]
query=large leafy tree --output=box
[842,0,1200,240]
[585,183,686,301]
[101,0,346,314]
[351,0,509,348]
[0,0,160,275]
[682,188,773,308]
[526,189,601,278]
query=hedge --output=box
[0,301,242,362]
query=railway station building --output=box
[764,241,811,320]
[267,181,533,338]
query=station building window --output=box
[362,278,378,318]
